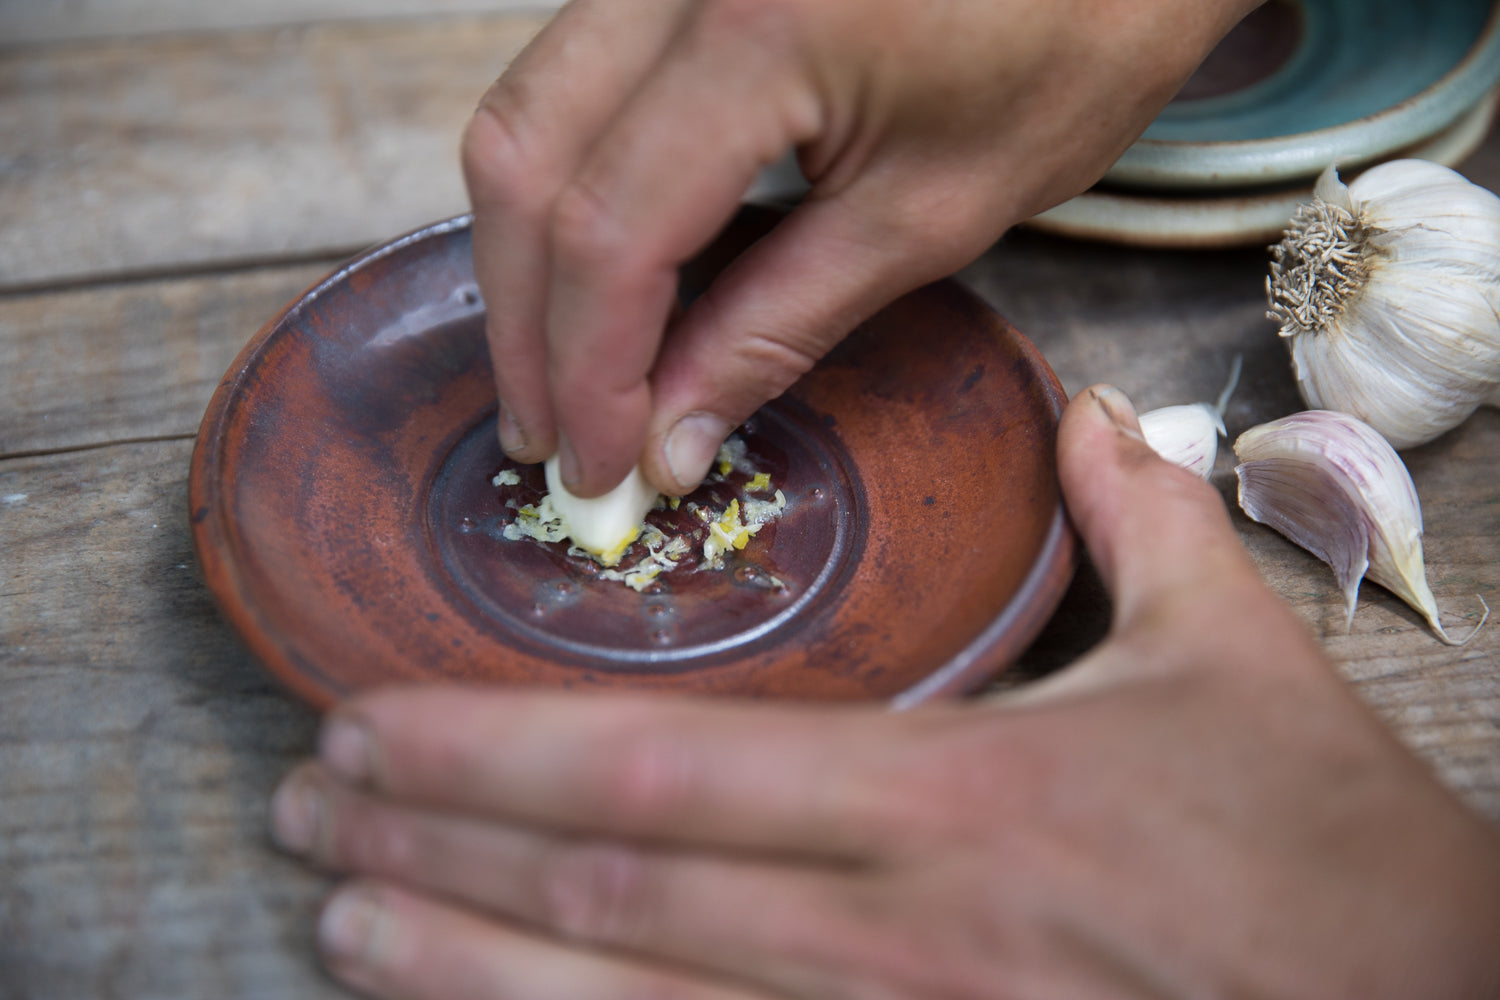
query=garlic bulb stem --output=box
[1213,353,1244,418]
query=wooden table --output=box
[3,6,1497,997]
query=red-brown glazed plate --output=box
[190,209,1075,709]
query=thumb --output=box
[1058,385,1290,645]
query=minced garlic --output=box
[491,433,788,591]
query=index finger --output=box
[539,5,823,496]
[317,687,904,860]
[463,0,690,463]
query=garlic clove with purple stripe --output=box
[1139,355,1241,480]
[1140,403,1224,480]
[1233,409,1482,644]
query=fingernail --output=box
[270,773,322,854]
[1093,386,1144,441]
[664,413,732,491]
[319,886,393,967]
[497,401,527,456]
[320,714,374,786]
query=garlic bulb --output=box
[1139,355,1241,479]
[1233,409,1481,645]
[1266,160,1500,449]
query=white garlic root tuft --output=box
[1139,355,1242,479]
[1267,161,1500,449]
[1233,409,1485,645]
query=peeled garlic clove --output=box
[543,457,659,567]
[1140,403,1224,479]
[1233,409,1459,643]
[1267,160,1500,449]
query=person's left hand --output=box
[269,386,1500,1000]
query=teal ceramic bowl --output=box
[1031,86,1498,247]
[1107,0,1500,189]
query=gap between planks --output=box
[0,246,364,302]
[0,432,198,464]
[0,258,339,457]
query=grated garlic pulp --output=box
[493,436,788,592]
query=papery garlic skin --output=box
[1138,355,1242,479]
[1140,403,1223,479]
[1233,409,1458,644]
[1267,160,1500,450]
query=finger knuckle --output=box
[597,729,698,826]
[735,331,823,396]
[538,841,656,946]
[682,288,825,397]
[853,725,1045,853]
[547,352,606,406]
[333,807,419,874]
[696,0,807,43]
[550,177,632,272]
[461,93,546,212]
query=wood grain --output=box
[0,13,548,292]
[0,440,335,1000]
[0,0,561,46]
[0,263,334,456]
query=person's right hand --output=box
[462,0,1262,499]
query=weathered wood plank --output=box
[0,0,561,46]
[0,262,332,456]
[0,13,548,291]
[0,440,335,1000]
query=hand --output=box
[271,386,1500,999]
[461,0,1259,498]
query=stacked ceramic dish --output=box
[1029,0,1500,247]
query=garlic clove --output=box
[543,457,659,567]
[1267,160,1500,450]
[1138,355,1241,479]
[1140,403,1223,479]
[1233,409,1464,644]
